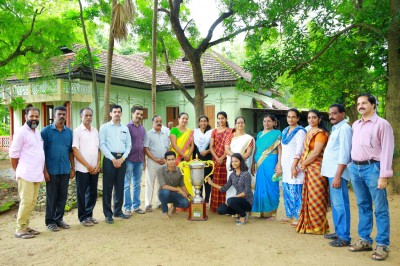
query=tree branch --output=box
[158,8,170,16]
[289,23,384,76]
[197,10,234,52]
[0,7,45,68]
[183,19,193,32]
[160,37,194,105]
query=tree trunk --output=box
[151,0,158,116]
[191,55,205,121]
[78,0,100,129]
[386,0,400,192]
[102,0,117,123]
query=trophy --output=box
[179,159,214,221]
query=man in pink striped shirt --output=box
[9,107,46,239]
[348,94,394,261]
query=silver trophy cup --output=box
[189,161,206,203]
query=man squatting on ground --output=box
[157,151,190,219]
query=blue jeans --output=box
[158,189,189,214]
[328,177,351,242]
[124,161,143,211]
[348,162,390,246]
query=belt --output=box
[111,152,123,157]
[352,159,378,165]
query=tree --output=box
[135,0,279,121]
[243,0,400,190]
[0,0,78,80]
[102,0,135,123]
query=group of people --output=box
[9,93,393,261]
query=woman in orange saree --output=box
[296,109,329,234]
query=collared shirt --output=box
[72,124,99,173]
[41,123,73,175]
[157,165,184,189]
[99,121,131,160]
[9,124,45,182]
[321,120,352,180]
[126,121,146,163]
[144,128,170,160]
[221,171,253,206]
[351,113,394,178]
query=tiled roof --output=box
[7,46,251,88]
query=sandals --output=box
[348,240,373,252]
[15,231,35,239]
[372,246,389,261]
[290,221,298,228]
[265,216,276,221]
[329,238,350,247]
[280,218,294,224]
[57,221,70,229]
[26,228,40,235]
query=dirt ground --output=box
[0,163,399,265]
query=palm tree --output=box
[102,0,135,123]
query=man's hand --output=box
[156,158,165,165]
[331,176,341,189]
[44,172,50,182]
[70,169,75,179]
[377,177,388,189]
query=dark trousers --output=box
[45,174,70,225]
[158,189,189,214]
[217,197,252,217]
[102,156,126,218]
[76,171,99,222]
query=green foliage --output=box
[0,200,15,213]
[0,0,81,80]
[72,48,102,69]
[10,97,26,110]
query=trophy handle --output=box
[178,161,188,175]
[203,160,215,182]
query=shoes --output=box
[47,224,60,232]
[329,238,351,247]
[114,213,130,219]
[56,221,70,229]
[372,246,389,261]
[145,205,152,212]
[105,217,114,224]
[236,213,249,225]
[134,208,145,214]
[324,233,338,240]
[15,231,35,239]
[124,210,132,217]
[26,227,40,235]
[88,217,99,224]
[81,218,94,227]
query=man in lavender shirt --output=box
[348,94,394,261]
[124,106,147,215]
[9,107,46,239]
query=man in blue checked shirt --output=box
[99,104,132,224]
[321,104,352,247]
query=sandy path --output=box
[1,188,399,265]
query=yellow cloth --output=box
[16,178,40,232]
[172,129,194,196]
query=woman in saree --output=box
[193,115,213,203]
[225,116,254,199]
[251,114,282,220]
[170,112,194,196]
[209,111,232,213]
[296,109,329,234]
[281,108,307,226]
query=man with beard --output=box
[124,106,146,215]
[10,107,46,239]
[321,104,352,247]
[72,108,101,226]
[144,115,170,212]
[41,106,74,232]
[348,94,394,261]
[100,104,131,224]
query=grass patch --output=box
[0,200,16,212]
[0,181,11,189]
